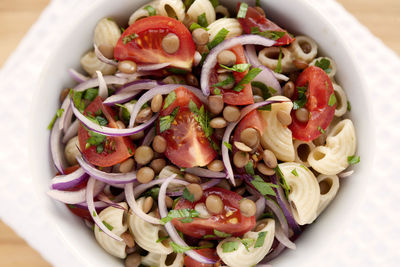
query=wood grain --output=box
[0,0,398,266]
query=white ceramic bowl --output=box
[29,0,374,266]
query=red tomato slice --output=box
[237,4,294,46]
[114,16,195,70]
[209,45,254,105]
[172,187,256,238]
[289,66,336,141]
[157,87,217,168]
[78,96,135,167]
[184,248,220,267]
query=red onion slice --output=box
[58,97,71,132]
[71,98,157,136]
[68,68,89,83]
[200,35,275,96]
[97,193,128,211]
[125,182,162,225]
[158,175,217,264]
[73,75,127,92]
[50,167,88,190]
[94,44,118,66]
[255,196,266,219]
[184,167,227,178]
[166,179,220,197]
[96,71,108,99]
[253,65,282,95]
[275,223,296,250]
[86,177,123,241]
[141,127,155,146]
[222,100,280,184]
[103,90,142,106]
[76,156,137,184]
[50,119,65,174]
[133,178,189,197]
[115,79,162,94]
[137,63,171,71]
[62,119,79,144]
[128,84,207,128]
[273,72,289,81]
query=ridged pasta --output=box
[93,18,121,48]
[279,162,320,225]
[215,5,230,18]
[157,0,186,21]
[308,119,356,175]
[332,83,348,117]
[289,35,318,63]
[141,252,161,267]
[293,140,315,167]
[128,0,160,25]
[216,219,275,267]
[310,57,337,80]
[316,174,339,216]
[259,96,295,162]
[128,197,173,255]
[187,0,216,25]
[141,252,184,267]
[80,51,117,76]
[207,18,243,41]
[258,47,295,73]
[94,202,128,259]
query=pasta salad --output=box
[47,1,359,266]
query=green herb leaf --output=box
[251,175,278,197]
[223,141,232,151]
[163,91,177,110]
[211,73,235,88]
[314,58,332,74]
[203,234,216,239]
[144,5,156,16]
[275,165,290,199]
[214,229,232,238]
[122,33,138,45]
[96,144,104,154]
[83,88,98,101]
[142,186,160,200]
[258,104,272,111]
[170,241,213,253]
[168,68,188,75]
[198,13,208,27]
[116,103,131,122]
[189,100,213,138]
[256,0,261,7]
[160,209,200,224]
[233,68,262,92]
[207,28,229,50]
[293,85,308,110]
[222,241,239,253]
[251,81,277,99]
[172,197,181,209]
[95,116,108,126]
[179,217,195,223]
[347,155,360,165]
[254,231,267,248]
[189,22,208,32]
[47,108,65,130]
[209,0,219,8]
[102,220,114,231]
[347,100,352,111]
[328,93,336,107]
[245,161,255,176]
[291,168,299,177]
[251,27,286,41]
[219,63,250,73]
[92,210,96,217]
[240,238,255,251]
[86,131,106,148]
[213,88,221,95]
[159,107,179,133]
[259,212,273,219]
[183,188,195,202]
[275,48,283,73]
[72,90,85,112]
[318,126,326,134]
[156,236,169,243]
[237,2,248,18]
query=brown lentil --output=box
[233,151,250,168]
[142,196,154,214]
[98,44,114,59]
[184,173,201,184]
[256,162,276,176]
[234,141,252,152]
[295,108,309,122]
[214,128,225,140]
[135,107,153,123]
[121,232,135,248]
[136,167,155,184]
[217,50,237,67]
[239,198,257,217]
[152,135,167,153]
[116,120,126,129]
[262,149,278,169]
[149,158,166,174]
[207,160,224,172]
[210,117,227,129]
[118,60,137,74]
[125,253,141,267]
[134,146,154,165]
[151,94,163,113]
[205,195,224,214]
[283,81,295,98]
[186,73,199,87]
[119,158,135,173]
[277,110,292,126]
[235,187,246,195]
[240,127,260,148]
[192,28,209,45]
[234,178,243,187]
[216,179,231,190]
[293,59,308,69]
[162,33,180,54]
[187,184,203,202]
[165,196,173,208]
[129,130,145,140]
[196,44,209,54]
[223,105,240,122]
[208,95,224,115]
[162,75,186,84]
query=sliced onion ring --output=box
[50,119,65,174]
[94,44,118,66]
[50,167,88,190]
[184,167,227,178]
[62,119,79,144]
[158,175,217,264]
[103,90,142,106]
[200,35,276,96]
[133,178,189,197]
[68,68,89,83]
[73,75,127,92]
[96,70,108,99]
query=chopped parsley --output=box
[245,161,255,176]
[318,126,326,134]
[347,155,360,165]
[275,48,283,73]
[142,186,160,200]
[214,229,232,238]
[163,91,176,110]
[213,88,221,95]
[251,81,277,99]
[258,104,272,111]
[115,103,130,122]
[251,175,278,197]
[159,107,179,133]
[170,241,213,253]
[254,231,267,248]
[233,68,262,92]
[156,236,169,243]
[251,27,286,41]
[102,220,114,231]
[223,141,232,151]
[221,241,239,252]
[328,93,337,107]
[72,90,85,112]
[219,63,250,73]
[314,58,332,74]
[347,100,351,111]
[237,2,248,18]
[144,5,156,16]
[160,209,200,224]
[291,168,299,177]
[240,238,255,251]
[168,67,188,75]
[275,165,290,198]
[83,88,98,101]
[293,85,308,110]
[92,210,96,217]
[122,33,138,45]
[198,13,208,27]
[207,28,229,50]
[182,188,195,203]
[86,131,106,151]
[189,22,207,31]
[47,108,64,130]
[203,234,216,239]
[188,100,213,138]
[212,73,235,88]
[209,0,219,8]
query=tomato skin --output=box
[114,16,195,70]
[78,96,135,167]
[157,87,217,168]
[209,45,254,105]
[172,187,256,238]
[289,66,336,141]
[184,249,219,267]
[237,4,294,46]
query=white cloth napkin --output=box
[0,0,399,266]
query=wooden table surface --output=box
[0,0,399,266]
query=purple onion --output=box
[50,167,88,190]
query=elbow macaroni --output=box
[94,202,128,259]
[279,162,320,225]
[187,0,216,25]
[207,18,243,41]
[93,18,121,48]
[142,252,184,267]
[215,5,230,18]
[258,47,295,73]
[260,96,295,162]
[157,0,186,21]
[316,174,340,216]
[128,197,173,255]
[310,57,337,80]
[293,140,315,167]
[308,119,356,175]
[289,35,318,63]
[80,51,117,76]
[332,83,348,117]
[216,219,275,267]
[129,1,160,25]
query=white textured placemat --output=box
[0,0,399,266]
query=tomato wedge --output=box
[237,3,294,46]
[172,187,256,238]
[157,87,217,168]
[289,66,336,141]
[114,16,195,70]
[184,248,220,267]
[209,45,254,105]
[78,96,135,167]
